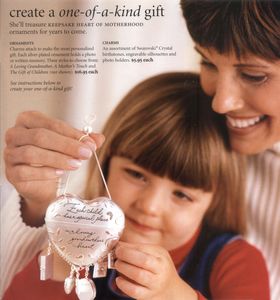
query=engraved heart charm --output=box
[45,194,125,267]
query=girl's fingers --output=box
[116,275,150,300]
[117,241,168,260]
[115,245,160,274]
[115,257,154,288]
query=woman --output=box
[180,1,280,299]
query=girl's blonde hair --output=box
[85,72,246,234]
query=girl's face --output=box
[107,156,212,251]
[196,45,280,154]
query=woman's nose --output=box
[211,76,244,114]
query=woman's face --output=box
[196,45,280,154]
[107,156,212,251]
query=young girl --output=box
[3,72,269,300]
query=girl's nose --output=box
[135,186,164,216]
[211,76,244,114]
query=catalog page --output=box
[1,0,199,191]
[1,1,279,300]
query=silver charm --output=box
[92,260,108,278]
[108,251,116,269]
[75,278,96,300]
[39,242,53,281]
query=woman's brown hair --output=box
[85,72,246,234]
[181,0,280,60]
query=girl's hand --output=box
[4,111,104,226]
[114,242,198,300]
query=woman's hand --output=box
[114,242,198,300]
[4,111,104,226]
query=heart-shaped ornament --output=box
[45,194,125,267]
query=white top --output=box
[0,190,48,297]
[246,144,280,300]
[1,145,280,299]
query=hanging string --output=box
[61,115,111,199]
[93,150,111,199]
[79,134,111,199]
[62,170,71,196]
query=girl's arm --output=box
[209,238,270,300]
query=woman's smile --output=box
[225,114,268,136]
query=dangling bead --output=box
[83,114,96,134]
[64,276,75,294]
[64,265,76,294]
[83,125,93,134]
[75,278,96,300]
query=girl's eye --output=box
[173,190,193,202]
[200,59,217,70]
[124,168,146,181]
[240,72,267,84]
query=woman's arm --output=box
[0,190,48,296]
[4,111,104,226]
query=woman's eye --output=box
[200,59,216,70]
[124,168,146,181]
[173,190,193,202]
[240,72,267,83]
